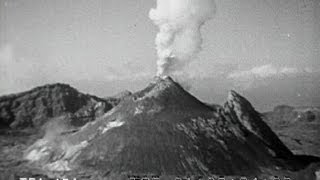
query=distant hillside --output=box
[0,83,117,129]
[262,105,320,157]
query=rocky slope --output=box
[20,77,316,179]
[0,83,115,129]
[262,105,320,157]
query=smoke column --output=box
[149,0,216,77]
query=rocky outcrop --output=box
[224,90,294,159]
[0,83,115,129]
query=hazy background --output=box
[1,0,319,111]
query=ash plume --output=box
[149,0,216,77]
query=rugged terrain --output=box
[262,105,320,157]
[0,83,116,129]
[0,77,319,180]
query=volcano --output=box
[23,77,316,179]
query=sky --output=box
[0,0,320,111]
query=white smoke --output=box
[149,0,216,77]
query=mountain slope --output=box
[224,90,293,159]
[22,77,305,179]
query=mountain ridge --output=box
[225,90,293,159]
[0,83,116,129]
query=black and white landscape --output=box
[0,77,319,179]
[0,0,319,179]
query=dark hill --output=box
[23,77,306,179]
[0,83,115,129]
[262,105,320,157]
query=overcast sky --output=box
[0,0,319,111]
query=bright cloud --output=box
[279,67,300,74]
[227,64,318,89]
[228,64,309,79]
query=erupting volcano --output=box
[1,0,319,180]
[20,77,317,179]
